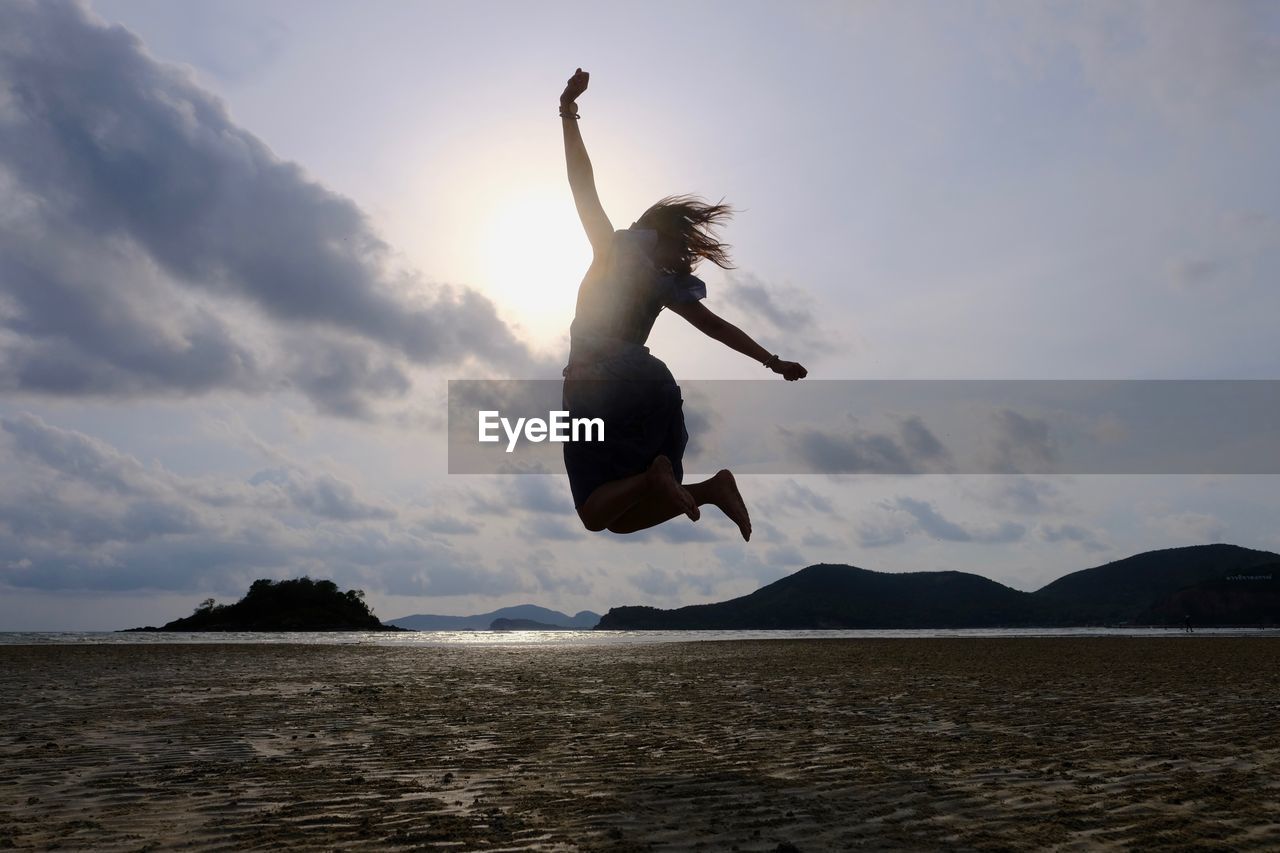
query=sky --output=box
[1,0,1278,630]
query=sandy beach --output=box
[2,638,1278,851]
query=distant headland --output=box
[597,544,1280,630]
[125,577,401,632]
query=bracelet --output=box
[559,101,580,119]
[763,354,781,369]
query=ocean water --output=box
[1,627,1276,646]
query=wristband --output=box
[763,354,781,369]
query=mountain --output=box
[1142,563,1280,625]
[596,545,1280,630]
[1031,544,1279,625]
[598,563,1035,630]
[390,605,600,631]
[126,578,398,632]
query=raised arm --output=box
[667,300,808,380]
[560,68,613,255]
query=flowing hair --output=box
[634,194,735,274]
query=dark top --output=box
[567,227,706,366]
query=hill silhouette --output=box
[1033,544,1278,624]
[597,545,1280,630]
[128,577,397,631]
[1142,562,1279,626]
[390,605,600,631]
[600,564,1032,630]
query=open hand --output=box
[561,68,589,104]
[772,360,808,381]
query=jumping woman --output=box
[559,68,808,541]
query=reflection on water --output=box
[1,627,1277,646]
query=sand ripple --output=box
[1,639,1279,850]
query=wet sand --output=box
[2,638,1278,851]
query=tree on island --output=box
[129,577,398,632]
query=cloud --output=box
[2,411,152,494]
[720,272,837,359]
[758,480,837,517]
[800,530,842,549]
[0,0,542,416]
[247,467,396,521]
[1168,257,1229,291]
[471,476,576,517]
[784,415,952,474]
[856,496,1026,546]
[1153,511,1227,544]
[522,549,594,596]
[855,512,912,548]
[895,497,1025,544]
[626,517,727,544]
[986,409,1058,474]
[628,563,723,601]
[1037,523,1108,552]
[970,476,1065,515]
[0,411,525,595]
[1003,1,1280,127]
[518,515,586,542]
[765,545,806,566]
[412,513,480,536]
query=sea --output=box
[1,627,1276,646]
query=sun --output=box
[473,187,591,344]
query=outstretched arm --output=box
[667,300,808,380]
[560,69,613,255]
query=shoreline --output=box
[3,625,1279,648]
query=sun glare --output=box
[474,188,590,345]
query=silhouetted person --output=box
[1184,613,1193,633]
[558,68,807,540]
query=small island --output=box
[490,618,576,631]
[125,577,401,632]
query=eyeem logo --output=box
[478,411,604,453]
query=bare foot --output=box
[648,455,699,522]
[709,469,751,541]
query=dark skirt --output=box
[561,341,688,509]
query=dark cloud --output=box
[987,409,1058,474]
[0,412,529,594]
[783,415,952,474]
[894,497,1026,544]
[855,514,912,548]
[0,0,541,416]
[723,273,818,333]
[2,411,151,494]
[977,476,1064,514]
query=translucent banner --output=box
[448,380,1280,475]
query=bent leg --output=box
[607,469,752,541]
[577,455,698,533]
